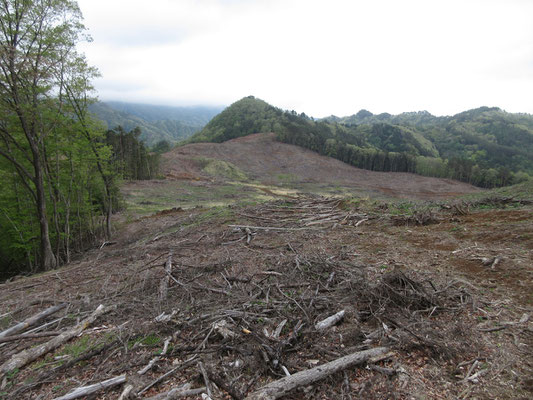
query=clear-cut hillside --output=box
[163,133,480,200]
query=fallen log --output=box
[52,374,126,400]
[0,331,62,344]
[0,303,67,339]
[144,384,206,400]
[315,310,345,331]
[245,347,389,400]
[228,225,308,231]
[0,304,114,379]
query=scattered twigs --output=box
[138,355,198,395]
[8,339,120,398]
[138,337,171,375]
[245,347,389,400]
[207,368,244,400]
[0,304,114,379]
[52,374,126,400]
[0,303,67,339]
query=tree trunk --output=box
[33,152,56,271]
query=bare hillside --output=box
[163,133,480,200]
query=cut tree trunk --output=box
[245,347,389,400]
[52,374,126,400]
[0,304,114,378]
[0,303,66,339]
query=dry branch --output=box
[245,347,389,400]
[138,355,198,395]
[160,252,173,300]
[0,303,67,339]
[52,374,126,400]
[229,225,308,231]
[138,337,171,375]
[198,361,213,398]
[315,310,345,331]
[144,384,206,400]
[0,331,62,344]
[0,304,114,378]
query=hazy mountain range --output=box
[89,101,223,146]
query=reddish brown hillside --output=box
[163,133,480,200]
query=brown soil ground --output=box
[162,133,481,200]
[0,196,531,399]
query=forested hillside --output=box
[89,102,221,147]
[189,97,533,188]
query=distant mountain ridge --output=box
[89,102,222,146]
[188,96,533,188]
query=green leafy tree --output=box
[0,0,103,271]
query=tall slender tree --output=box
[0,0,97,270]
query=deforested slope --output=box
[164,133,480,200]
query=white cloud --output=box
[77,0,533,116]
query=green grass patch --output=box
[60,335,91,358]
[129,333,162,348]
[201,159,248,181]
[0,314,12,330]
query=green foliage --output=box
[151,140,172,154]
[105,126,160,180]
[189,97,533,189]
[0,0,154,279]
[187,96,284,143]
[61,336,91,358]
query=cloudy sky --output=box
[76,0,533,117]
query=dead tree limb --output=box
[144,383,206,400]
[0,304,114,379]
[228,225,308,231]
[245,347,389,400]
[0,303,67,339]
[138,355,198,395]
[315,310,345,331]
[138,337,171,375]
[52,374,126,400]
[198,361,213,398]
[160,251,173,300]
[0,331,62,344]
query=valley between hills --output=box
[1,128,531,399]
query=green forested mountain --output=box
[89,102,222,146]
[187,96,285,143]
[189,97,533,188]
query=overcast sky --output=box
[76,0,533,118]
